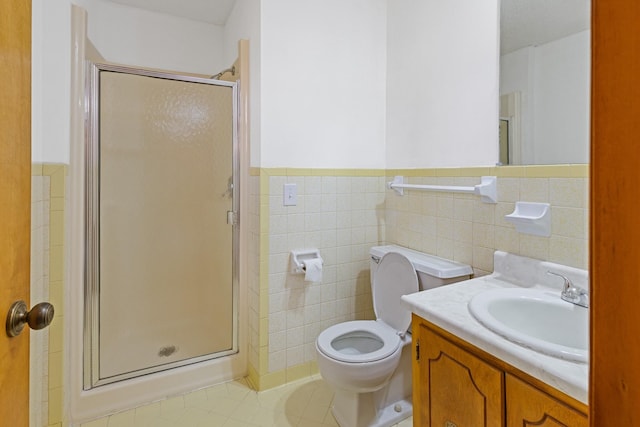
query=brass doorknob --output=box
[5,300,54,337]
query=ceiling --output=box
[501,0,590,54]
[104,0,236,25]
[103,0,590,54]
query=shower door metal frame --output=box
[83,62,240,389]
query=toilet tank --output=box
[369,245,473,290]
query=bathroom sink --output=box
[468,288,588,363]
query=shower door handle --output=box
[227,210,237,225]
[5,300,54,337]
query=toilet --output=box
[316,245,472,427]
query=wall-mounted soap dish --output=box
[505,202,551,237]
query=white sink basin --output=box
[468,288,588,363]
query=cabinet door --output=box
[506,374,587,427]
[414,322,504,427]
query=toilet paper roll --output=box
[303,258,323,282]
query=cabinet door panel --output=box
[506,374,587,427]
[417,324,504,427]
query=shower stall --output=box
[83,62,239,388]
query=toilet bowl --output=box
[316,320,404,393]
[316,245,472,427]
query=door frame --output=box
[590,0,640,423]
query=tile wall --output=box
[247,169,387,390]
[249,165,589,390]
[247,171,262,387]
[31,171,50,427]
[31,164,67,427]
[385,166,589,274]
[30,163,588,421]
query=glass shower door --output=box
[84,63,238,388]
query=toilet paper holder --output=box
[290,249,323,274]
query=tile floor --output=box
[80,375,414,427]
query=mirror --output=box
[499,0,590,165]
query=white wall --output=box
[534,31,590,164]
[32,0,71,164]
[32,0,230,164]
[223,0,261,167]
[33,0,504,169]
[77,0,226,74]
[386,0,500,168]
[500,31,590,165]
[500,46,535,162]
[260,0,387,169]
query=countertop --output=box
[401,272,589,404]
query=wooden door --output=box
[0,0,32,426]
[413,319,504,427]
[506,374,587,427]
[590,0,640,424]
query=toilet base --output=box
[331,390,413,427]
[323,333,414,427]
[373,398,413,427]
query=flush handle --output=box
[6,300,54,337]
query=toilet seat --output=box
[317,320,401,363]
[317,252,419,365]
[372,252,419,333]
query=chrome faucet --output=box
[547,271,589,308]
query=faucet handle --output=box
[547,270,589,308]
[546,270,572,291]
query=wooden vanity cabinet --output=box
[506,374,587,427]
[412,314,588,427]
[412,320,504,426]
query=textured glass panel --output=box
[98,71,234,380]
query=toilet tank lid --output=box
[370,245,473,279]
